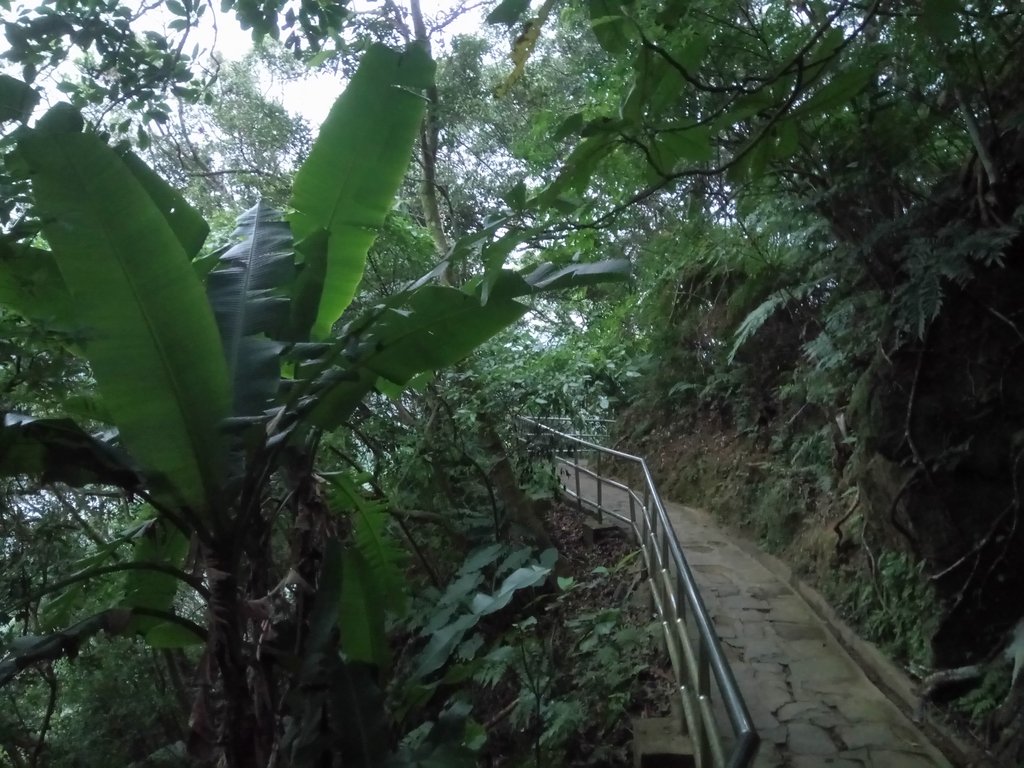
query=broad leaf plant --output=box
[0,42,625,767]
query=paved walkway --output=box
[559,465,952,768]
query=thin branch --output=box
[952,84,999,188]
[185,168,274,178]
[55,492,108,549]
[546,55,808,235]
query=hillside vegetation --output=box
[0,0,1022,765]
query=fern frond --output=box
[473,644,514,688]
[728,277,830,362]
[803,331,842,371]
[894,247,945,339]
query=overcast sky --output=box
[201,0,487,128]
[0,0,489,129]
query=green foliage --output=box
[0,28,630,766]
[955,662,1012,728]
[892,222,1019,339]
[835,551,937,670]
[290,42,435,339]
[4,0,1023,760]
[463,563,657,765]
[406,545,554,679]
[12,122,231,513]
[206,200,294,419]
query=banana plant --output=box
[0,42,628,768]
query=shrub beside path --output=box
[565,469,955,767]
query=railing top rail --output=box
[528,415,616,423]
[517,415,759,768]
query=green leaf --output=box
[458,543,506,575]
[469,564,550,616]
[729,278,828,362]
[920,0,960,41]
[502,181,527,211]
[144,621,205,648]
[537,135,617,208]
[587,0,633,54]
[792,65,875,118]
[520,259,631,292]
[206,201,293,418]
[0,413,140,488]
[121,517,189,635]
[414,614,480,679]
[339,548,388,667]
[551,112,584,141]
[650,125,714,170]
[332,475,407,614]
[620,49,652,123]
[0,74,38,123]
[486,0,530,25]
[15,122,230,512]
[38,585,85,631]
[0,242,75,329]
[290,43,435,340]
[306,285,528,428]
[119,150,209,258]
[306,537,344,655]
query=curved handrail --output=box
[517,416,759,768]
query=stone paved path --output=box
[559,465,953,767]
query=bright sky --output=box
[1,0,489,129]
[194,0,486,128]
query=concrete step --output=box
[632,716,695,768]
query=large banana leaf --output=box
[289,43,435,340]
[285,537,390,765]
[520,258,631,291]
[297,259,631,429]
[14,120,231,514]
[0,242,75,330]
[303,285,528,428]
[120,516,191,642]
[0,74,38,123]
[206,201,293,418]
[120,151,209,259]
[0,413,140,489]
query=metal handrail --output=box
[517,416,759,768]
[525,415,615,445]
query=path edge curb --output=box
[677,504,988,768]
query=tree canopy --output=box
[2,0,1024,765]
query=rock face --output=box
[848,194,1024,670]
[846,125,1024,762]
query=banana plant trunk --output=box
[202,548,270,768]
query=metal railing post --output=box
[572,444,582,515]
[518,417,759,768]
[628,493,637,545]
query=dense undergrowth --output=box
[4,0,1024,765]
[619,399,1018,751]
[608,177,1024,757]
